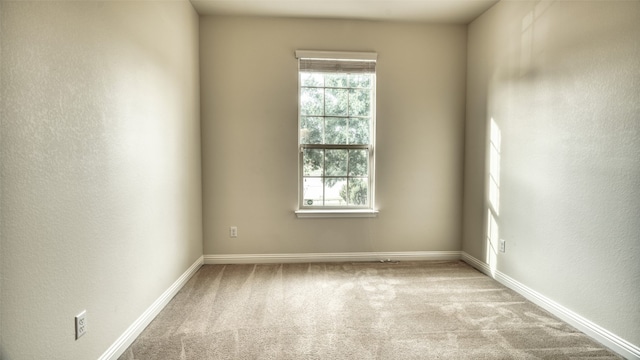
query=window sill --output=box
[295,209,379,218]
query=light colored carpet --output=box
[119,261,621,359]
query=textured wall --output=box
[200,17,467,255]
[464,0,640,347]
[0,1,3,354]
[0,1,201,359]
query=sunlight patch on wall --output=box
[487,118,501,276]
[489,118,501,215]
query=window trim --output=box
[295,50,378,62]
[296,50,378,215]
[295,209,379,219]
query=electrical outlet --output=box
[230,226,238,238]
[75,310,87,340]
[499,239,506,253]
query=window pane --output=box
[300,117,323,144]
[349,89,371,116]
[299,60,375,209]
[349,150,368,176]
[325,88,348,116]
[347,178,369,206]
[301,88,324,116]
[303,149,323,176]
[325,117,347,144]
[325,178,347,206]
[301,72,323,87]
[349,74,371,88]
[325,73,348,88]
[325,149,347,176]
[348,118,370,144]
[302,177,323,206]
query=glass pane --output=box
[325,117,347,144]
[349,74,371,88]
[325,178,347,206]
[348,150,368,176]
[302,177,323,206]
[303,149,323,176]
[325,88,348,116]
[300,117,323,144]
[325,73,348,88]
[347,178,369,206]
[300,88,324,116]
[300,72,323,87]
[348,118,370,144]
[349,89,371,116]
[325,149,347,176]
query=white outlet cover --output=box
[75,310,87,339]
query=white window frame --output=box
[295,50,379,218]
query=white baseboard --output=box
[460,252,492,274]
[461,252,639,360]
[98,256,204,360]
[204,251,462,264]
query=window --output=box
[295,50,377,216]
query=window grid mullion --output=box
[301,144,369,150]
[322,149,326,206]
[346,83,351,145]
[346,149,350,205]
[322,79,327,145]
[322,79,326,206]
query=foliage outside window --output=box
[296,51,376,209]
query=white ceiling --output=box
[190,0,500,24]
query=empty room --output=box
[0,0,638,359]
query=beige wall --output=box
[0,1,4,354]
[200,16,467,255]
[0,1,202,359]
[4,1,636,358]
[464,0,640,348]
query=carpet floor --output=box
[119,261,622,359]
